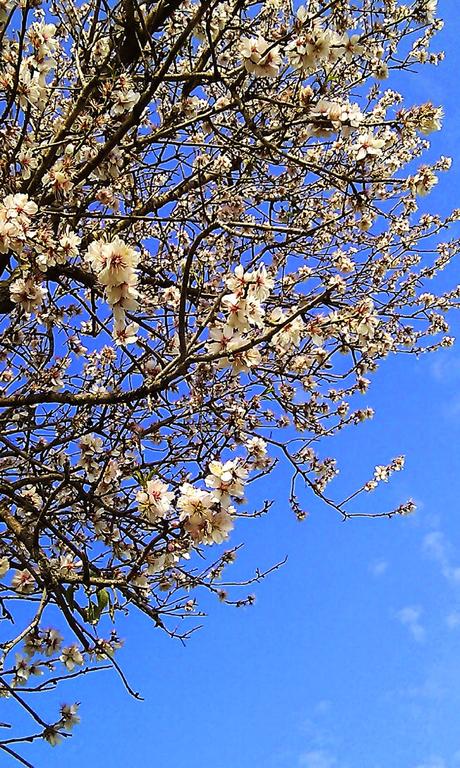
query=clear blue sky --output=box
[26,7,460,768]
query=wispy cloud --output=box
[395,605,425,642]
[430,355,460,383]
[299,750,338,768]
[314,700,332,715]
[369,559,389,577]
[397,676,445,701]
[429,342,460,418]
[446,610,460,629]
[297,704,342,768]
[441,393,460,420]
[423,531,460,583]
[413,757,446,768]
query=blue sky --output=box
[23,6,460,768]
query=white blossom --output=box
[239,36,281,77]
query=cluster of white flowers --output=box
[333,249,355,273]
[60,645,84,671]
[207,264,274,372]
[10,623,82,740]
[25,21,58,103]
[349,299,379,343]
[27,21,58,61]
[409,165,438,196]
[179,459,249,545]
[86,237,140,345]
[365,456,406,491]
[307,98,363,138]
[91,35,110,64]
[13,654,42,686]
[351,132,386,161]
[239,13,365,79]
[402,102,443,135]
[135,459,249,547]
[0,556,9,577]
[0,193,37,254]
[20,485,43,510]
[416,0,438,25]
[195,1,233,40]
[17,62,46,111]
[93,147,124,182]
[35,227,81,270]
[207,325,256,372]
[136,478,175,522]
[42,158,74,195]
[11,568,36,594]
[205,459,248,508]
[96,458,121,497]
[268,306,304,353]
[239,36,282,77]
[17,148,39,180]
[7,595,119,722]
[178,483,234,545]
[57,553,82,577]
[77,434,104,481]
[10,276,45,314]
[245,436,270,469]
[286,11,363,74]
[110,75,140,117]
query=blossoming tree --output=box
[0,0,458,762]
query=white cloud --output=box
[414,757,446,768]
[395,605,426,642]
[423,531,460,584]
[446,611,460,629]
[315,700,332,715]
[448,400,460,418]
[299,750,338,768]
[430,355,460,382]
[369,559,389,577]
[398,677,445,701]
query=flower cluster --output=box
[286,12,363,74]
[77,434,104,481]
[307,98,363,138]
[136,478,175,522]
[10,275,45,314]
[135,459,249,545]
[409,165,438,196]
[86,237,140,344]
[365,456,406,491]
[351,132,386,161]
[178,483,234,545]
[239,13,366,80]
[110,75,141,117]
[402,102,443,135]
[0,193,37,254]
[205,459,248,508]
[207,265,274,371]
[239,36,281,77]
